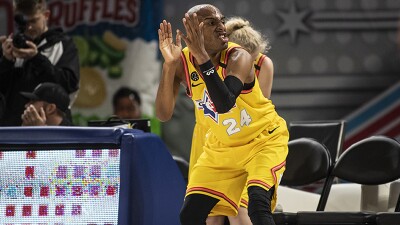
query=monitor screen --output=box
[0,127,185,225]
[0,148,120,225]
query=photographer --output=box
[0,0,79,126]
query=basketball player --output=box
[156,4,288,225]
[187,16,276,225]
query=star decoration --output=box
[276,1,310,44]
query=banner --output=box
[60,0,163,128]
[344,81,400,149]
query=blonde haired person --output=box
[226,17,273,98]
[179,14,282,225]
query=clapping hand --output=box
[178,13,209,65]
[158,20,182,64]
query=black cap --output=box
[20,83,70,112]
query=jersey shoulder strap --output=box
[218,42,242,69]
[254,53,266,77]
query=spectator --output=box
[20,82,71,126]
[0,0,79,126]
[112,87,142,119]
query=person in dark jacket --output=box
[0,0,79,126]
[20,82,72,126]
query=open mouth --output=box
[218,33,228,43]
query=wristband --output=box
[199,60,216,76]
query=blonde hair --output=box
[226,17,270,54]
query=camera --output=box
[13,14,31,49]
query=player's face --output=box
[197,7,228,54]
[20,9,50,40]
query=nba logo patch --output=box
[191,72,199,81]
[196,90,218,123]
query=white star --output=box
[277,2,310,43]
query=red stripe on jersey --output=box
[272,160,286,184]
[186,186,238,210]
[247,180,272,189]
[181,52,192,98]
[240,198,249,208]
[255,54,266,77]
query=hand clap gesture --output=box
[158,20,182,64]
[178,13,209,65]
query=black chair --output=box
[288,120,345,194]
[297,135,400,225]
[172,155,189,184]
[289,120,345,162]
[397,191,400,212]
[375,212,400,225]
[280,138,332,187]
[273,138,332,225]
[391,181,400,212]
[374,182,400,225]
[297,212,376,225]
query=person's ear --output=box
[43,10,50,20]
[44,103,57,115]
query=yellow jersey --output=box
[181,42,279,146]
[254,53,267,78]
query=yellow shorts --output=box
[190,123,250,209]
[189,122,208,180]
[187,117,289,216]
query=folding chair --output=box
[288,120,345,193]
[280,138,332,187]
[375,212,400,225]
[375,181,400,225]
[297,135,400,225]
[289,120,345,162]
[273,138,332,225]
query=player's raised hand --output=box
[158,20,182,64]
[179,13,209,64]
